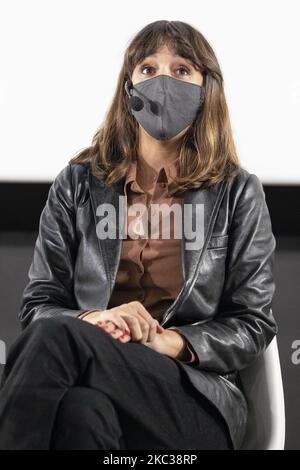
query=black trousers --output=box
[0,316,232,450]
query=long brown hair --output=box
[70,20,240,191]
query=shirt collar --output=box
[124,156,180,196]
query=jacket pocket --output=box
[207,234,228,250]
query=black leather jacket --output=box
[19,162,278,450]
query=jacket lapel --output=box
[88,170,125,298]
[160,179,227,325]
[181,180,227,283]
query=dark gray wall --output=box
[0,232,299,450]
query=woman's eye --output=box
[139,65,191,76]
[176,66,190,76]
[140,65,154,75]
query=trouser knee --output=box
[54,386,99,429]
[51,386,124,450]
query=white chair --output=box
[239,337,286,450]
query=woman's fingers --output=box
[104,308,159,342]
[99,320,129,338]
[97,311,131,334]
[121,302,157,342]
[96,321,131,343]
[106,313,131,334]
[148,321,158,342]
[121,315,144,342]
[129,301,158,331]
[81,303,162,343]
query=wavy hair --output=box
[70,20,240,191]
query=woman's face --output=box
[131,43,204,87]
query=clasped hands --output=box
[80,301,187,359]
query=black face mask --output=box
[125,74,204,141]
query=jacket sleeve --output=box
[170,173,278,374]
[18,163,88,329]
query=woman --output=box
[0,20,277,450]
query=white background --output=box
[0,0,299,183]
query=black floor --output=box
[0,232,299,450]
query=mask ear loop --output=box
[124,76,133,98]
[199,86,205,107]
[124,76,140,115]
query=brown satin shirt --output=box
[81,156,196,363]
